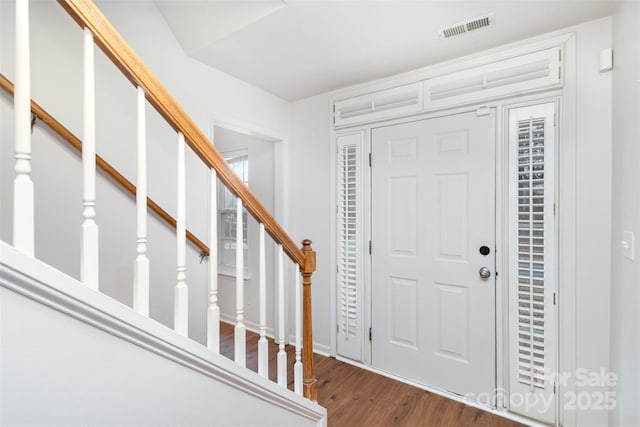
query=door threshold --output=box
[334,355,551,427]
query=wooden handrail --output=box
[55,0,317,400]
[57,0,305,267]
[0,72,210,257]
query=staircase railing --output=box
[0,72,210,257]
[9,0,318,400]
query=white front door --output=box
[370,110,496,403]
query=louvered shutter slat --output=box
[508,104,557,423]
[424,48,561,109]
[336,132,364,361]
[334,83,423,128]
[515,114,548,390]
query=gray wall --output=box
[610,2,640,426]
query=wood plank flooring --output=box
[220,322,524,427]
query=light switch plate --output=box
[622,230,635,260]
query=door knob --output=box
[479,267,491,279]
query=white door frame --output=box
[209,115,293,342]
[332,90,572,419]
[209,115,289,229]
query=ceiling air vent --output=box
[439,13,495,39]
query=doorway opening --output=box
[211,119,290,341]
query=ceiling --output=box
[155,1,617,102]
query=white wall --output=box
[289,93,332,355]
[610,2,640,426]
[0,0,291,345]
[571,16,613,427]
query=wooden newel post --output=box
[300,239,318,401]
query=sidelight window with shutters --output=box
[507,103,557,424]
[336,131,366,362]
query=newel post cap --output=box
[300,239,316,274]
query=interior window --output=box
[218,150,249,277]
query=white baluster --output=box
[294,271,303,395]
[207,169,220,352]
[234,197,246,366]
[133,87,149,316]
[13,0,34,256]
[81,28,99,290]
[277,245,287,387]
[258,223,268,377]
[174,132,188,336]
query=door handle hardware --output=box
[479,267,491,279]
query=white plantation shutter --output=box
[508,104,557,424]
[336,132,364,361]
[424,47,561,109]
[516,117,547,389]
[333,83,423,128]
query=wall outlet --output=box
[621,230,635,260]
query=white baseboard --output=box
[284,333,330,357]
[218,317,330,358]
[312,343,330,357]
[219,313,276,339]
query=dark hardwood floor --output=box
[220,322,524,427]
